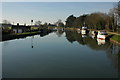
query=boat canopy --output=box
[82,27,87,29]
[98,31,108,35]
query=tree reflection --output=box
[39,29,53,37]
[55,30,64,37]
[65,30,120,70]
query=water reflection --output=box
[39,29,52,37]
[97,38,105,45]
[55,30,64,37]
[65,30,120,70]
[65,30,119,52]
[82,34,87,38]
[2,29,120,78]
[31,36,34,48]
[89,34,96,39]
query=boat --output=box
[97,31,108,40]
[81,26,88,34]
[89,34,95,39]
[91,31,97,36]
[89,30,97,39]
[81,22,89,34]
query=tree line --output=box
[65,1,120,32]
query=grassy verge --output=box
[108,33,120,45]
[2,31,41,41]
[16,31,40,35]
[110,35,120,43]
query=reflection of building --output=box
[12,24,31,33]
[97,38,105,45]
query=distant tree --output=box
[58,23,64,27]
[2,20,11,30]
[48,23,51,26]
[118,1,120,16]
[2,20,11,24]
[85,12,107,30]
[35,21,41,26]
[73,14,88,28]
[43,22,48,26]
[2,20,13,34]
[108,2,120,32]
[55,19,64,27]
[114,1,120,16]
[65,15,76,27]
[55,19,62,26]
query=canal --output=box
[1,30,120,78]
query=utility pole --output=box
[30,20,34,48]
[17,23,19,33]
[31,20,33,31]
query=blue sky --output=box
[2,2,116,25]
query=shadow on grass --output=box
[105,34,114,41]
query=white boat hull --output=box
[81,30,86,34]
[97,35,107,39]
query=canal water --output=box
[1,30,120,78]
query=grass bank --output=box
[111,35,120,43]
[16,31,40,35]
[2,31,41,41]
[108,34,120,45]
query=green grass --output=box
[2,27,11,29]
[111,35,120,43]
[31,27,39,30]
[16,32,39,35]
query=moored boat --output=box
[97,31,108,40]
[81,27,88,34]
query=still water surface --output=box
[2,30,120,78]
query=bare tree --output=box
[35,21,41,26]
[55,19,62,26]
[2,20,11,24]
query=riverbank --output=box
[2,27,120,46]
[73,28,120,45]
[1,28,54,41]
[76,28,120,45]
[109,34,120,46]
[2,31,41,41]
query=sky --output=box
[1,2,117,25]
[1,0,119,2]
